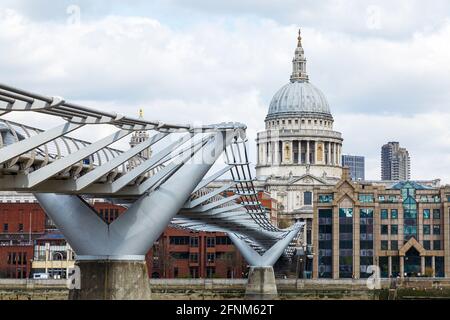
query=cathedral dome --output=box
[267,81,331,119]
[266,29,333,121]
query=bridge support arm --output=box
[228,224,303,267]
[228,224,303,300]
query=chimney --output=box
[342,166,351,181]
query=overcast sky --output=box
[1,1,450,182]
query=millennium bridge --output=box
[0,82,304,299]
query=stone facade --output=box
[313,168,450,279]
[255,30,343,251]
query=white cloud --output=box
[1,6,450,183]
[337,112,450,182]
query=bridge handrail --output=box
[0,82,247,133]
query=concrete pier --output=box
[245,266,278,300]
[69,260,151,300]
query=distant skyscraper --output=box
[342,155,365,181]
[381,142,411,181]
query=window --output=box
[359,194,374,203]
[216,236,232,245]
[189,253,199,263]
[190,237,199,247]
[391,225,398,235]
[319,194,333,203]
[173,267,179,278]
[3,223,8,232]
[170,252,189,260]
[190,267,199,279]
[433,209,441,220]
[169,236,190,245]
[339,208,353,218]
[391,241,398,250]
[206,237,216,248]
[18,224,24,232]
[381,225,389,235]
[433,225,441,235]
[339,208,353,279]
[304,192,312,205]
[207,253,216,263]
[423,225,431,235]
[318,209,333,279]
[423,241,431,250]
[423,209,431,219]
[206,267,215,278]
[391,209,398,220]
[381,241,389,250]
[433,240,441,250]
[381,209,388,220]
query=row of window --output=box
[188,267,216,279]
[381,224,441,235]
[2,223,25,233]
[268,118,332,127]
[170,252,218,262]
[169,236,231,247]
[381,240,441,251]
[98,208,120,223]
[317,208,441,220]
[168,252,234,263]
[320,194,448,205]
[7,252,28,265]
[378,195,440,203]
[381,208,440,220]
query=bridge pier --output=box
[70,258,151,300]
[228,225,302,300]
[245,266,277,300]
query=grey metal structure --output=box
[0,82,303,270]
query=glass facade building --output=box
[342,155,365,181]
[313,168,449,279]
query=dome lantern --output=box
[266,29,333,121]
[290,29,309,83]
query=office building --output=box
[342,155,365,181]
[381,142,411,181]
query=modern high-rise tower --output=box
[381,142,411,181]
[342,155,365,181]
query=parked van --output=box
[33,273,49,280]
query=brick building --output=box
[0,201,47,279]
[146,228,247,279]
[0,193,250,279]
[0,196,128,279]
